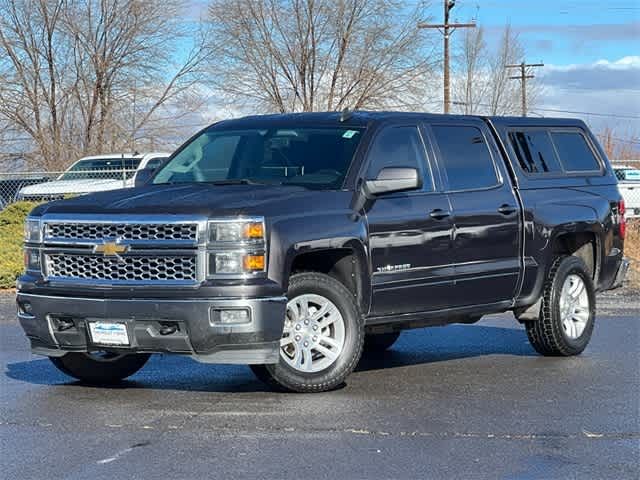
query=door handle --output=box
[429,209,451,220]
[498,204,517,216]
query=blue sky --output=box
[447,0,639,65]
[183,0,639,137]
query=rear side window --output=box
[551,132,600,172]
[366,125,433,191]
[509,130,562,174]
[432,125,498,191]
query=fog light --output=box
[212,308,251,325]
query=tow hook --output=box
[158,323,178,336]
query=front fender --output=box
[267,210,371,312]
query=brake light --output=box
[619,199,626,239]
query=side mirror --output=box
[134,168,155,187]
[364,167,421,196]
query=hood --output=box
[20,178,130,195]
[31,183,350,218]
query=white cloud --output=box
[535,56,640,135]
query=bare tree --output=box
[452,26,488,114]
[0,0,74,169]
[0,0,208,170]
[206,0,436,113]
[599,126,640,161]
[452,24,535,116]
[487,25,527,116]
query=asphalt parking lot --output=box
[1,290,638,480]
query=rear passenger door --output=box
[365,124,456,316]
[427,121,521,307]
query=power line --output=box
[528,106,640,120]
[418,0,476,114]
[507,62,545,117]
[595,134,640,145]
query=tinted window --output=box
[551,132,600,171]
[365,126,432,191]
[509,130,562,174]
[153,127,364,190]
[432,125,498,190]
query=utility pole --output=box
[506,62,544,117]
[418,0,475,114]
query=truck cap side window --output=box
[508,130,562,174]
[365,125,433,192]
[550,131,601,172]
[432,125,498,191]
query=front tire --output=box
[50,352,151,384]
[251,272,364,393]
[525,256,596,356]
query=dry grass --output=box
[626,220,640,290]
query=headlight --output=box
[23,247,41,272]
[206,218,266,277]
[24,218,42,243]
[208,220,265,243]
[208,251,266,276]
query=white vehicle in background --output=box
[613,163,640,219]
[17,152,169,201]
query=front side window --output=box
[365,125,432,191]
[509,130,562,174]
[153,126,365,190]
[60,158,140,180]
[551,131,601,172]
[432,125,498,191]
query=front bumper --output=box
[16,292,286,364]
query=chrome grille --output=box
[45,254,197,282]
[45,222,198,241]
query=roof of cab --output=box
[211,111,589,130]
[212,110,491,129]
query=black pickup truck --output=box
[17,112,629,392]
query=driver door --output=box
[365,124,455,316]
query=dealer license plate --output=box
[88,321,129,346]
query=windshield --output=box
[60,157,141,180]
[153,126,365,189]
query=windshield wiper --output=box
[206,178,265,186]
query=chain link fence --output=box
[1,162,639,218]
[0,169,139,209]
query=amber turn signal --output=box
[243,254,265,271]
[243,222,264,240]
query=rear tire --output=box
[525,256,595,356]
[50,352,150,384]
[251,272,364,393]
[363,332,401,353]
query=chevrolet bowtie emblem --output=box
[94,242,128,256]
